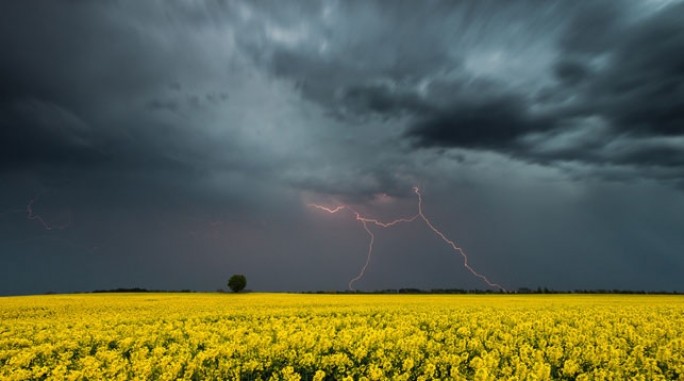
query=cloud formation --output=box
[230,1,684,186]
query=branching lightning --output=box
[0,195,103,257]
[309,204,417,290]
[309,186,505,291]
[26,199,71,231]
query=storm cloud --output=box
[234,1,684,184]
[1,1,683,295]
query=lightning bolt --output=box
[309,204,418,290]
[1,195,102,256]
[26,199,71,231]
[309,186,505,292]
[412,187,504,291]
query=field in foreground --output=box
[1,294,683,380]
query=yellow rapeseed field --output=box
[1,293,683,380]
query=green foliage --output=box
[227,274,247,293]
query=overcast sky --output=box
[1,0,683,295]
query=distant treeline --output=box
[303,288,683,295]
[91,288,196,293]
[516,287,682,295]
[52,287,680,295]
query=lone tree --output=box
[228,274,247,293]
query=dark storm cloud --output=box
[0,2,166,107]
[525,1,684,182]
[552,59,592,87]
[588,3,684,137]
[423,4,682,162]
[235,1,684,184]
[3,0,681,194]
[236,1,528,120]
[408,92,551,149]
[0,3,149,168]
[0,1,241,175]
[338,83,429,118]
[405,1,684,177]
[557,1,630,55]
[0,99,101,167]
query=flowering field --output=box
[1,293,683,380]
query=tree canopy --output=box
[228,274,247,293]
